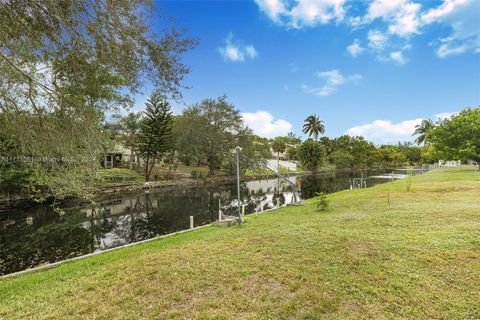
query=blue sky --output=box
[135,0,480,143]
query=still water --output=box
[1,170,391,275]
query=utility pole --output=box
[235,146,243,223]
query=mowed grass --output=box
[1,167,479,319]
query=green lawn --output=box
[1,167,479,319]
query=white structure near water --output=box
[266,159,297,172]
[438,160,462,167]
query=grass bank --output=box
[1,167,479,319]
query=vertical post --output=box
[235,146,243,223]
[190,216,194,229]
[218,198,222,221]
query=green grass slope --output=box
[1,167,479,319]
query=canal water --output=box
[0,169,392,275]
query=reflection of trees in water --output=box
[1,206,105,275]
[2,171,384,275]
[299,171,358,198]
[298,169,386,199]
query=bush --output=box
[190,170,205,180]
[314,192,329,211]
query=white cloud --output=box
[346,39,365,57]
[367,29,389,50]
[366,0,421,37]
[302,69,361,96]
[390,50,408,64]
[421,0,468,24]
[346,111,458,143]
[242,111,292,138]
[254,0,480,60]
[254,0,288,22]
[348,16,363,28]
[435,111,456,120]
[289,0,347,28]
[423,0,480,58]
[245,45,259,59]
[218,33,258,62]
[254,0,347,29]
[346,118,423,143]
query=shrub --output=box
[314,192,329,211]
[190,170,205,180]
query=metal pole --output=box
[218,198,222,221]
[236,146,243,223]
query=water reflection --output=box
[1,169,386,275]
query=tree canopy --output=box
[0,0,195,199]
[175,96,243,175]
[429,108,480,162]
[136,92,174,181]
[298,140,325,174]
[302,115,325,141]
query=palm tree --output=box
[413,119,434,145]
[302,114,325,140]
[271,139,286,173]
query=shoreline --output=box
[0,166,394,205]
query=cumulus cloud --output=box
[366,0,421,37]
[346,39,365,57]
[367,29,389,50]
[421,0,469,24]
[435,111,456,119]
[253,0,480,59]
[347,118,423,144]
[242,111,293,138]
[254,0,288,22]
[302,69,361,96]
[254,0,347,28]
[390,50,408,64]
[423,0,480,58]
[218,33,258,62]
[346,110,458,143]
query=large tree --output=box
[136,92,174,181]
[271,138,286,172]
[176,96,244,175]
[298,140,325,174]
[302,114,325,141]
[330,135,375,168]
[413,119,435,145]
[429,108,480,162]
[0,0,196,199]
[112,112,143,174]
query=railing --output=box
[261,164,302,203]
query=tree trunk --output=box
[145,153,150,181]
[130,148,134,176]
[147,157,156,180]
[208,158,215,176]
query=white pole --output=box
[190,216,194,229]
[218,198,222,221]
[236,146,243,223]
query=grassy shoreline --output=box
[1,167,479,319]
